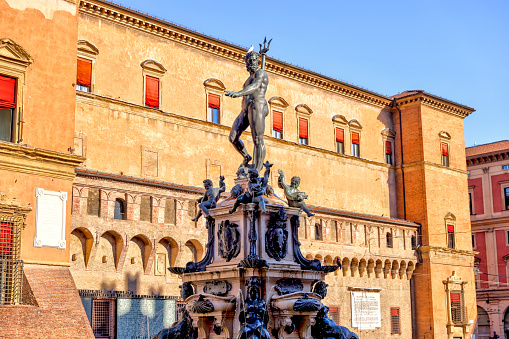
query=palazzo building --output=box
[467,140,509,339]
[0,0,477,338]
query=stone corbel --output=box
[299,316,316,339]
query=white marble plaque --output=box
[351,291,381,330]
[34,188,67,249]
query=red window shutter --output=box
[450,292,460,303]
[447,224,454,233]
[273,111,283,133]
[335,128,344,142]
[442,143,449,156]
[352,132,360,145]
[0,222,13,255]
[386,141,392,154]
[391,308,399,316]
[145,76,159,108]
[0,75,16,109]
[299,118,308,139]
[208,93,220,109]
[77,58,92,87]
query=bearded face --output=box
[245,52,259,73]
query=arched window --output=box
[114,199,125,220]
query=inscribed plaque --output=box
[351,291,381,330]
[34,188,67,249]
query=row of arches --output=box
[70,227,204,275]
[304,253,415,279]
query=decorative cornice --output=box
[393,91,474,119]
[399,160,468,175]
[79,0,393,108]
[419,246,477,257]
[471,216,509,228]
[467,151,509,166]
[0,141,85,180]
[0,192,31,229]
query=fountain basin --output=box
[271,292,322,312]
[185,293,236,314]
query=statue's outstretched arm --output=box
[225,71,263,98]
[277,170,289,191]
[262,161,272,186]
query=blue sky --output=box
[110,0,508,147]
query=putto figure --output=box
[225,39,271,174]
[237,277,270,339]
[229,161,272,214]
[191,176,226,221]
[277,169,315,217]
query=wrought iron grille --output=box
[92,299,115,338]
[0,219,23,305]
[0,259,23,305]
[450,290,466,324]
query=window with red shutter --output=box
[207,93,220,123]
[145,76,159,109]
[0,75,16,142]
[351,132,360,157]
[272,111,283,139]
[298,118,308,145]
[450,291,466,324]
[441,142,449,167]
[385,140,393,164]
[76,58,92,92]
[390,307,401,334]
[447,224,455,249]
[335,128,344,154]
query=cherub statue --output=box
[229,161,272,213]
[191,176,226,221]
[277,170,314,217]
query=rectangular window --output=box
[314,223,323,241]
[342,223,352,244]
[442,142,449,167]
[140,196,152,222]
[164,198,176,225]
[352,132,360,157]
[328,307,339,323]
[472,233,476,249]
[385,140,393,165]
[450,291,466,324]
[330,220,338,242]
[335,128,344,154]
[76,58,92,92]
[272,110,283,139]
[0,75,16,142]
[207,93,220,124]
[469,192,473,215]
[447,224,455,249]
[92,299,115,339]
[145,76,159,109]
[298,118,308,145]
[503,165,509,170]
[390,307,401,334]
[386,232,393,248]
[505,187,509,210]
[87,188,100,217]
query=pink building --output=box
[468,140,509,339]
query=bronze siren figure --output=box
[225,38,272,174]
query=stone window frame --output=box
[439,131,451,168]
[295,104,313,145]
[468,187,475,215]
[499,180,509,211]
[203,78,226,124]
[444,212,456,249]
[332,114,348,154]
[349,119,362,158]
[77,40,99,93]
[443,271,468,330]
[141,59,167,109]
[0,38,34,144]
[381,128,396,165]
[268,96,289,140]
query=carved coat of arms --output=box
[217,220,241,262]
[265,208,288,261]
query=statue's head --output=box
[248,168,259,182]
[180,282,194,300]
[230,184,244,199]
[245,51,260,73]
[203,179,213,189]
[312,280,328,299]
[246,277,261,300]
[290,176,300,188]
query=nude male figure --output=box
[225,41,271,173]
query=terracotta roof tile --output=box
[466,140,509,157]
